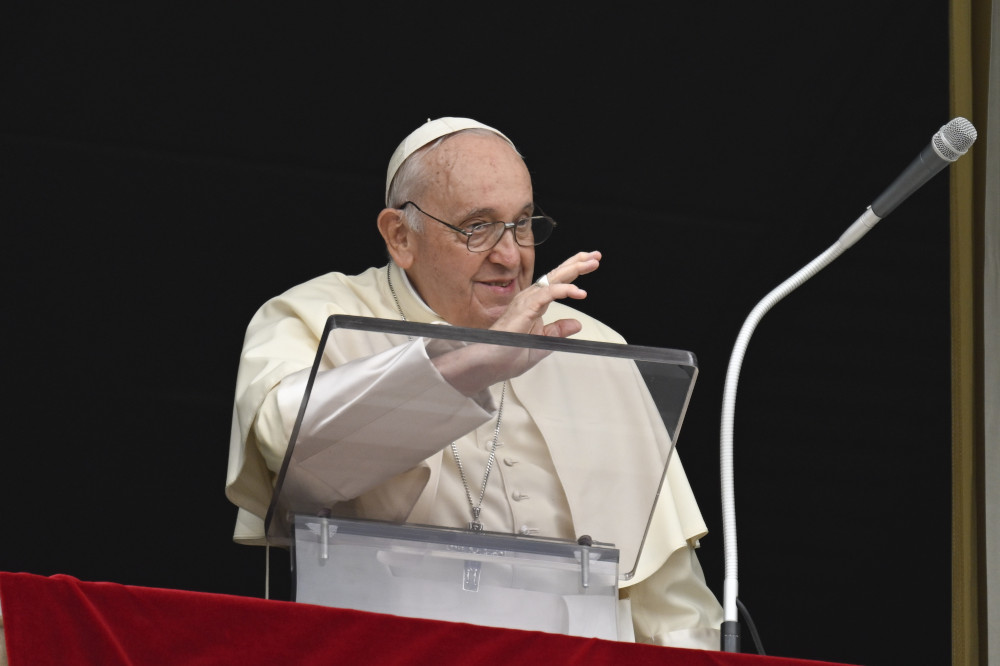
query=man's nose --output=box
[488,226,521,262]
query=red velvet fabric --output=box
[0,572,857,666]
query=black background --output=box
[2,3,954,665]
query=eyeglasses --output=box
[401,201,557,253]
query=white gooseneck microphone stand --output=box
[718,117,977,653]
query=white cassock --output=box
[226,264,723,649]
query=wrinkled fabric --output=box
[225,265,723,647]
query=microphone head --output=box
[932,117,978,161]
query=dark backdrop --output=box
[2,4,954,665]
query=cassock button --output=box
[511,490,528,501]
[503,457,518,466]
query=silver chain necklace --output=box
[387,260,506,531]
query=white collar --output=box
[392,262,447,324]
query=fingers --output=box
[492,251,601,337]
[542,318,583,338]
[493,281,581,336]
[521,251,601,334]
[537,281,588,301]
[538,251,601,287]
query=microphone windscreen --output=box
[934,117,977,161]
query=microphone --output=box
[719,116,977,653]
[870,117,978,218]
[839,117,977,249]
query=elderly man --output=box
[226,117,723,649]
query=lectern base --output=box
[292,515,621,640]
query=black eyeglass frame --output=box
[400,201,557,253]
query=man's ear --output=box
[377,208,416,269]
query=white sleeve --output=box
[253,337,496,502]
[625,542,724,650]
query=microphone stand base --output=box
[721,620,741,652]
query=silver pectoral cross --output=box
[469,506,483,531]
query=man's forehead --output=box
[427,132,520,167]
[423,139,533,213]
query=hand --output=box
[433,252,601,395]
[432,251,602,395]
[492,250,602,338]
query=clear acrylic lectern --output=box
[264,315,698,640]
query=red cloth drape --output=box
[0,572,857,665]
